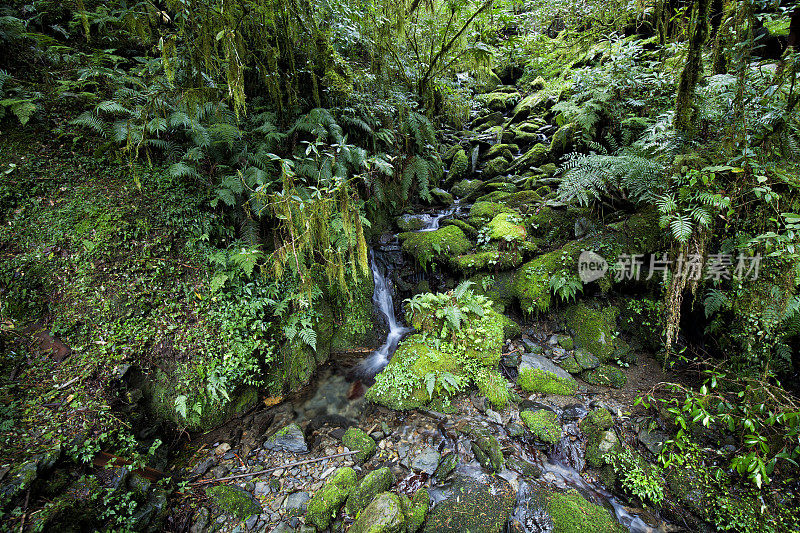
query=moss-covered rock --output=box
[451,179,485,200]
[367,291,505,411]
[423,474,515,533]
[328,271,378,354]
[306,467,357,530]
[574,348,600,370]
[549,122,577,156]
[474,366,512,409]
[400,225,472,268]
[397,214,429,231]
[557,335,574,350]
[346,467,395,515]
[510,90,550,123]
[448,149,469,183]
[518,367,577,395]
[585,430,621,467]
[206,485,263,520]
[342,427,376,463]
[431,187,454,205]
[469,271,515,312]
[521,409,561,444]
[406,488,429,532]
[558,354,582,374]
[564,303,618,361]
[349,492,407,533]
[471,431,505,472]
[482,157,512,180]
[467,201,513,227]
[440,218,478,238]
[580,408,614,440]
[546,489,626,532]
[484,143,519,160]
[582,364,627,388]
[483,91,520,112]
[451,249,523,273]
[487,213,526,242]
[509,143,550,172]
[434,453,459,479]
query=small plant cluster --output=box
[606,446,665,506]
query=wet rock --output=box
[637,427,670,456]
[451,179,485,200]
[254,481,271,496]
[130,488,168,530]
[581,364,627,388]
[350,492,407,533]
[191,457,216,477]
[210,465,229,479]
[397,214,429,232]
[433,452,459,479]
[431,188,455,205]
[521,410,561,445]
[411,447,441,475]
[346,467,395,515]
[560,404,588,421]
[506,422,526,438]
[423,474,516,533]
[190,507,210,533]
[284,491,311,516]
[531,485,624,533]
[264,423,308,454]
[574,348,600,370]
[472,434,504,472]
[206,485,263,520]
[215,442,231,456]
[342,427,376,463]
[306,467,356,530]
[586,430,621,467]
[506,456,542,478]
[558,354,582,374]
[517,353,577,395]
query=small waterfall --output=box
[358,250,412,375]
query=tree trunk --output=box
[673,0,711,136]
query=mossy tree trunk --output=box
[673,0,711,137]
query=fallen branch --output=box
[190,451,359,485]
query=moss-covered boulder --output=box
[558,354,582,374]
[545,488,626,532]
[482,157,512,180]
[510,90,550,123]
[521,409,562,444]
[451,249,523,274]
[328,270,378,353]
[585,430,621,467]
[467,201,513,227]
[580,409,614,439]
[423,474,516,533]
[517,353,577,395]
[448,149,469,183]
[483,91,520,112]
[367,288,505,411]
[509,143,550,172]
[406,488,429,532]
[582,364,627,388]
[471,432,505,472]
[564,303,618,362]
[349,492,407,533]
[549,122,577,156]
[451,178,485,199]
[346,467,395,515]
[487,213,526,242]
[342,427,376,463]
[306,467,357,530]
[469,271,515,312]
[206,485,262,520]
[397,214,429,231]
[574,348,600,370]
[399,225,472,268]
[430,187,454,205]
[484,143,519,160]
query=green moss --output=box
[549,122,577,155]
[399,225,472,268]
[472,432,505,471]
[474,367,512,409]
[487,213,526,242]
[328,270,377,353]
[349,492,407,533]
[468,201,512,228]
[206,485,262,520]
[485,143,519,160]
[423,475,515,533]
[564,303,618,361]
[306,467,357,530]
[469,271,515,312]
[449,149,469,182]
[558,354,582,374]
[512,246,570,312]
[520,409,562,444]
[451,249,523,273]
[582,364,627,388]
[407,488,429,533]
[547,489,625,533]
[346,467,395,515]
[574,348,600,370]
[483,92,520,112]
[510,143,550,171]
[342,427,376,463]
[517,367,577,395]
[580,408,614,440]
[557,335,574,350]
[482,157,512,179]
[397,214,429,231]
[440,218,478,238]
[451,179,484,199]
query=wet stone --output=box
[411,447,441,475]
[264,423,308,454]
